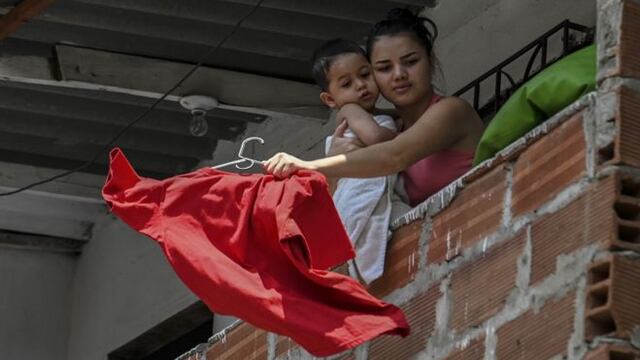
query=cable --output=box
[0,0,265,197]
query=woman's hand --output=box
[327,119,364,156]
[263,152,314,178]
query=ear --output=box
[319,92,337,108]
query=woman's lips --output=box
[393,83,411,95]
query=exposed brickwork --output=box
[530,174,618,284]
[206,322,267,360]
[368,220,423,298]
[444,337,485,360]
[619,0,640,79]
[451,232,526,331]
[333,351,356,360]
[333,262,350,275]
[614,175,640,252]
[275,335,295,359]
[584,344,640,360]
[512,113,587,216]
[616,87,640,168]
[428,166,506,264]
[586,255,640,341]
[368,284,441,360]
[495,291,576,360]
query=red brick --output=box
[206,322,267,360]
[495,291,576,360]
[332,262,350,275]
[428,166,506,264]
[369,220,423,298]
[584,344,640,360]
[585,255,640,341]
[274,337,354,360]
[444,337,485,360]
[619,0,640,79]
[615,87,640,168]
[275,335,295,358]
[530,172,640,284]
[451,232,526,331]
[333,351,356,360]
[614,175,640,252]
[512,113,587,216]
[369,284,441,360]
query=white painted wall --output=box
[65,215,198,360]
[424,0,596,96]
[0,247,75,360]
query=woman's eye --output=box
[404,58,419,66]
[375,66,390,72]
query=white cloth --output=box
[325,115,409,284]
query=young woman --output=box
[265,9,484,207]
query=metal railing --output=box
[453,20,594,120]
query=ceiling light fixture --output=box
[179,95,219,137]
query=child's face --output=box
[320,53,379,111]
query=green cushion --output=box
[473,44,596,165]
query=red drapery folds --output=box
[102,148,409,356]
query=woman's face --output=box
[370,33,432,108]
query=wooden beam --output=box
[0,0,56,40]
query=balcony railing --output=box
[453,20,594,120]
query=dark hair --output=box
[311,38,367,91]
[366,8,438,58]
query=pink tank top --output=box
[402,95,474,206]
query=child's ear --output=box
[320,92,337,108]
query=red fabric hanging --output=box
[102,148,409,356]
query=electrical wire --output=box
[0,0,265,197]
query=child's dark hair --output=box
[366,8,438,58]
[311,38,366,91]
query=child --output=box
[311,39,409,284]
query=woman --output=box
[265,9,484,207]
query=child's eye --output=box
[341,81,351,88]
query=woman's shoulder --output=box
[432,95,475,113]
[435,95,484,149]
[425,95,482,127]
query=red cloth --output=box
[102,148,409,356]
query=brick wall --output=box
[177,1,640,359]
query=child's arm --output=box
[337,103,396,146]
[372,107,399,119]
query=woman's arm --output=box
[265,97,480,178]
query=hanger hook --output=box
[235,136,265,169]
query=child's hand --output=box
[264,152,314,178]
[327,121,364,156]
